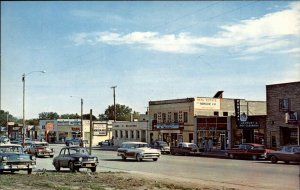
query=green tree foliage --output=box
[60,113,80,119]
[38,112,59,120]
[0,110,18,126]
[27,119,39,126]
[82,114,97,121]
[99,104,140,121]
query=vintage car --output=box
[98,139,111,146]
[150,141,170,154]
[226,143,273,160]
[65,139,80,146]
[170,142,199,156]
[0,144,36,174]
[52,146,98,172]
[267,145,300,164]
[117,142,161,162]
[25,141,54,158]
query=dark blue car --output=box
[65,139,80,146]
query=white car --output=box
[117,142,161,162]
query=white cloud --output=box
[70,3,300,55]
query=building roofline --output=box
[266,81,300,87]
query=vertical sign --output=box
[234,99,240,128]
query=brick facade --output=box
[266,81,300,149]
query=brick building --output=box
[266,81,300,149]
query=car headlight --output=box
[79,157,83,162]
[93,157,97,162]
[31,155,36,160]
[2,156,8,161]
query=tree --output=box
[82,114,97,121]
[99,104,140,121]
[60,113,80,119]
[38,112,59,120]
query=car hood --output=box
[1,153,31,161]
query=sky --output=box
[1,1,300,119]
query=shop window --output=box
[136,131,140,139]
[125,131,128,138]
[214,111,219,116]
[184,112,188,123]
[167,112,172,123]
[115,131,118,138]
[223,112,228,116]
[131,131,134,139]
[279,99,290,112]
[179,111,183,123]
[120,131,123,138]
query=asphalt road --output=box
[36,144,300,190]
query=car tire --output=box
[69,162,76,172]
[252,155,258,160]
[170,150,175,155]
[91,167,96,172]
[121,155,127,161]
[229,154,235,159]
[136,154,142,162]
[271,156,278,164]
[0,170,3,174]
[54,161,60,172]
[153,158,158,161]
[28,169,32,174]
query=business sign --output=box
[93,123,107,136]
[57,119,81,126]
[157,123,179,129]
[195,98,220,110]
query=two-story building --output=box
[266,81,300,149]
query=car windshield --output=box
[252,145,265,150]
[34,143,48,147]
[159,142,168,146]
[123,143,149,148]
[69,148,89,155]
[0,146,24,154]
[293,147,300,152]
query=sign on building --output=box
[194,97,220,110]
[93,123,107,136]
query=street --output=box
[34,144,300,190]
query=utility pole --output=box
[89,109,93,155]
[111,86,117,122]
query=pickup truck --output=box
[170,142,199,156]
[225,143,272,160]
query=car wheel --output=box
[121,155,127,161]
[153,158,158,161]
[136,154,142,162]
[28,169,32,174]
[252,155,258,160]
[229,154,234,159]
[271,156,278,164]
[54,161,60,172]
[170,150,175,155]
[69,162,76,172]
[91,167,96,172]
[0,170,3,174]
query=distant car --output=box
[0,144,36,174]
[117,142,161,162]
[170,142,199,156]
[0,137,10,144]
[25,141,54,158]
[226,143,273,160]
[98,139,110,146]
[52,146,98,172]
[65,139,80,146]
[267,145,300,164]
[151,141,170,154]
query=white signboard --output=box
[194,97,220,110]
[93,123,107,136]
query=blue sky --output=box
[1,1,300,119]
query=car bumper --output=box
[140,154,160,159]
[74,161,98,168]
[0,164,36,170]
[37,152,54,157]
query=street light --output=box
[70,96,83,139]
[22,70,46,146]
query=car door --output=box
[60,148,69,167]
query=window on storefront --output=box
[223,112,228,116]
[214,111,219,116]
[115,131,118,138]
[162,113,166,123]
[131,131,134,138]
[167,112,172,123]
[279,98,290,112]
[179,111,183,123]
[125,131,128,138]
[120,131,123,138]
[154,113,157,120]
[184,112,188,123]
[137,131,140,139]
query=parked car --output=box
[117,142,161,162]
[170,142,199,156]
[98,139,111,146]
[267,145,300,164]
[0,144,36,174]
[52,146,98,172]
[226,143,273,160]
[65,139,80,146]
[150,141,170,154]
[0,137,10,144]
[25,141,54,158]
